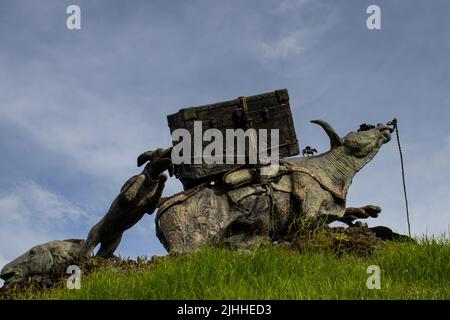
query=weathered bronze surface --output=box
[156,120,394,253]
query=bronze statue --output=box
[155,120,394,253]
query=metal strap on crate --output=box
[239,96,258,163]
[240,96,252,128]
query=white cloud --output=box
[258,3,337,62]
[275,0,312,13]
[1,181,87,227]
[261,30,309,59]
[1,93,167,187]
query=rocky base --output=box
[289,226,384,257]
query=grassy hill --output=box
[4,238,450,300]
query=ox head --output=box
[310,120,393,170]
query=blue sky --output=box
[1,0,449,281]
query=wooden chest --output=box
[167,89,299,188]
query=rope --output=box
[392,120,412,237]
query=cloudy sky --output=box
[1,0,449,281]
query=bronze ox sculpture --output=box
[81,119,394,255]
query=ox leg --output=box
[339,205,382,226]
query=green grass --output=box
[9,240,450,300]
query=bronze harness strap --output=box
[156,182,208,214]
[281,162,347,201]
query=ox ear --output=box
[310,120,343,149]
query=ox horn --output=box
[310,120,343,149]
